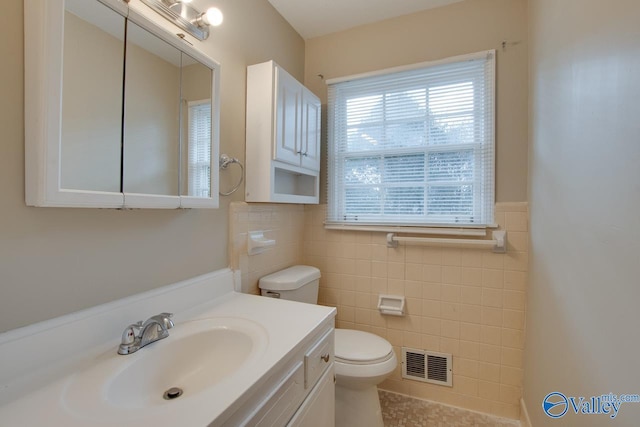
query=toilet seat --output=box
[333,329,397,381]
[334,329,393,364]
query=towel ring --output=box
[219,154,244,196]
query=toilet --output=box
[259,265,397,427]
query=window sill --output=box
[323,223,498,237]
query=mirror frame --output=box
[24,0,221,209]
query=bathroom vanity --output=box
[0,269,336,426]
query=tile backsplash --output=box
[229,202,305,294]
[301,203,528,420]
[229,201,528,419]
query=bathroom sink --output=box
[62,317,268,420]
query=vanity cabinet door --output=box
[274,66,304,167]
[287,366,335,427]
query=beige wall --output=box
[525,0,640,426]
[0,0,304,333]
[304,0,529,203]
[304,203,529,419]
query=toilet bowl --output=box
[334,329,397,427]
[259,265,397,427]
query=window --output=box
[327,51,495,227]
[188,100,211,198]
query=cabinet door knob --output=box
[321,353,330,363]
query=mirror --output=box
[25,0,220,208]
[123,22,181,197]
[60,0,124,193]
[181,55,213,199]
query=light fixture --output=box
[140,0,223,41]
[198,7,223,27]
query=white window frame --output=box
[326,50,496,230]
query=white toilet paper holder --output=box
[377,295,406,316]
[247,231,276,255]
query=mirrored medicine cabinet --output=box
[25,0,221,208]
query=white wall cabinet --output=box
[24,0,221,209]
[246,61,321,204]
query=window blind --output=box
[327,51,495,227]
[188,100,212,198]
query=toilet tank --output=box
[259,265,321,304]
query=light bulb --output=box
[203,7,223,26]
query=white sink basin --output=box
[62,317,268,420]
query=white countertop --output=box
[0,270,335,426]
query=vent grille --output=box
[401,348,452,387]
[427,354,448,383]
[406,351,426,379]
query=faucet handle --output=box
[121,321,143,344]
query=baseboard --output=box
[520,398,532,427]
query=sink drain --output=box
[163,387,184,400]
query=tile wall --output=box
[228,201,528,419]
[229,202,305,294]
[301,203,529,419]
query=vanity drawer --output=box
[304,329,333,389]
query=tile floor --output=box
[379,390,521,427]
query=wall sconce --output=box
[140,0,223,41]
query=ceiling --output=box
[267,0,465,40]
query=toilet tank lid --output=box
[259,265,321,291]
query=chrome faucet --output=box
[118,312,174,355]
